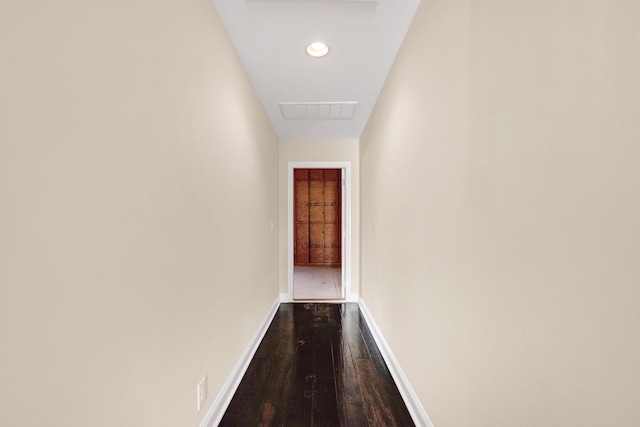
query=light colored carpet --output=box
[293,266,342,300]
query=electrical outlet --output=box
[197,375,208,412]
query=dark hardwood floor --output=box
[219,303,415,427]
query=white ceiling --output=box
[212,0,421,140]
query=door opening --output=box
[287,162,351,302]
[293,168,342,300]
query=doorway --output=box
[287,162,351,301]
[293,168,341,299]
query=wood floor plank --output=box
[354,358,415,426]
[219,307,297,426]
[358,315,393,377]
[334,330,361,401]
[288,304,316,424]
[220,303,414,427]
[312,377,340,426]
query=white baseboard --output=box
[199,296,281,427]
[358,299,435,427]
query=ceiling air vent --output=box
[279,102,358,120]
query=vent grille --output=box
[279,102,358,120]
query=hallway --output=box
[4,1,640,426]
[220,303,414,426]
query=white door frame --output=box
[285,161,353,302]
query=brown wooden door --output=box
[294,169,342,266]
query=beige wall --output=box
[361,1,640,426]
[0,1,278,426]
[278,139,360,296]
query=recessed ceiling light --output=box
[306,42,329,58]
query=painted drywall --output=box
[360,1,640,426]
[278,139,360,297]
[0,1,278,426]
